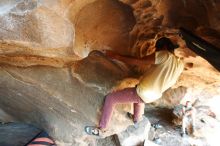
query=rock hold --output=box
[116,117,150,146]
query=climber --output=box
[85,37,184,136]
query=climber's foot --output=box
[85,126,100,136]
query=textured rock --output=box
[72,51,130,94]
[0,0,74,57]
[151,86,187,108]
[0,0,220,146]
[121,0,220,57]
[0,66,94,144]
[145,107,203,146]
[0,109,14,123]
[144,140,160,146]
[73,0,136,57]
[172,99,220,146]
[0,51,133,145]
[116,117,150,146]
[0,123,41,146]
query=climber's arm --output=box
[105,50,155,66]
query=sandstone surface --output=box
[0,0,220,146]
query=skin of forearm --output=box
[116,54,155,66]
[116,55,143,66]
[105,50,155,66]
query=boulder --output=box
[0,0,74,57]
[0,51,132,145]
[116,117,150,146]
[73,0,136,57]
[0,0,220,146]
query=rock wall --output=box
[0,51,131,145]
[0,0,220,145]
[0,0,74,57]
[72,0,136,57]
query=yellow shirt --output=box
[136,50,184,103]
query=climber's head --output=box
[155,37,179,53]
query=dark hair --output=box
[155,37,178,52]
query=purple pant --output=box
[99,87,144,129]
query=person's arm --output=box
[105,50,155,66]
